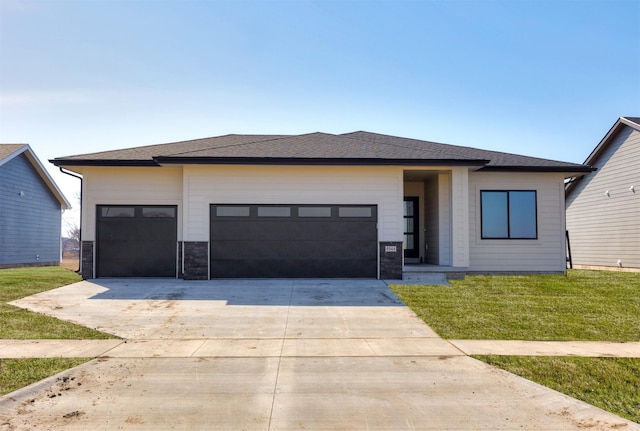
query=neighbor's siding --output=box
[468,171,567,272]
[81,166,183,241]
[566,126,640,268]
[183,165,403,243]
[0,153,62,266]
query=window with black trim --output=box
[481,191,537,239]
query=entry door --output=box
[403,197,419,258]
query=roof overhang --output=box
[153,156,491,167]
[478,165,596,175]
[583,117,640,166]
[50,159,159,167]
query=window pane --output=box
[509,191,537,238]
[481,192,508,238]
[404,234,414,249]
[298,207,331,217]
[142,207,176,218]
[404,218,414,233]
[404,200,414,216]
[216,206,250,217]
[339,207,372,217]
[258,207,291,217]
[101,207,135,217]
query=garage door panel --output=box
[211,221,374,242]
[211,259,377,278]
[97,205,177,278]
[210,204,377,278]
[211,240,377,260]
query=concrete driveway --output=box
[1,279,636,430]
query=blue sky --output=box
[1,0,639,230]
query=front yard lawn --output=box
[0,358,90,396]
[475,355,640,423]
[390,270,640,341]
[0,266,114,340]
[0,267,116,396]
[390,270,640,423]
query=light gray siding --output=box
[566,126,640,268]
[423,176,440,264]
[0,153,62,266]
[468,172,567,272]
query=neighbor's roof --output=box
[1,144,71,209]
[581,116,640,166]
[51,131,594,173]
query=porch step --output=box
[401,272,449,285]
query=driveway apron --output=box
[1,279,637,430]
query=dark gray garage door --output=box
[96,205,177,277]
[210,204,377,278]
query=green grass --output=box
[390,270,640,341]
[475,355,640,423]
[391,270,640,422]
[0,266,115,339]
[0,357,90,396]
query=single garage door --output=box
[96,205,177,277]
[210,204,377,278]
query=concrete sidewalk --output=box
[1,279,638,430]
[1,338,639,358]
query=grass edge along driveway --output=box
[0,266,117,396]
[390,270,640,423]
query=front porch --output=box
[402,167,470,275]
[402,264,466,282]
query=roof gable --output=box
[0,144,71,209]
[581,117,640,167]
[51,131,593,173]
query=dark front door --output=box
[96,205,177,277]
[210,204,377,278]
[404,197,419,258]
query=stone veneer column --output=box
[379,241,403,279]
[80,241,94,279]
[183,241,209,280]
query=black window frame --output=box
[480,190,538,240]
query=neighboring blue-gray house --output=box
[566,117,640,269]
[0,144,71,268]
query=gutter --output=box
[58,168,83,274]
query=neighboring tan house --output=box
[0,144,71,268]
[50,132,593,280]
[566,117,640,270]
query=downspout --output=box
[59,168,83,273]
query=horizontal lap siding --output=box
[0,154,61,265]
[468,172,567,272]
[81,167,183,241]
[566,127,640,268]
[184,165,402,242]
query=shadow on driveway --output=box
[87,278,405,306]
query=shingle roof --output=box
[0,144,27,162]
[51,131,593,173]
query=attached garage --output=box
[210,204,378,278]
[96,205,177,277]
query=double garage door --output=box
[96,204,377,278]
[210,204,378,278]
